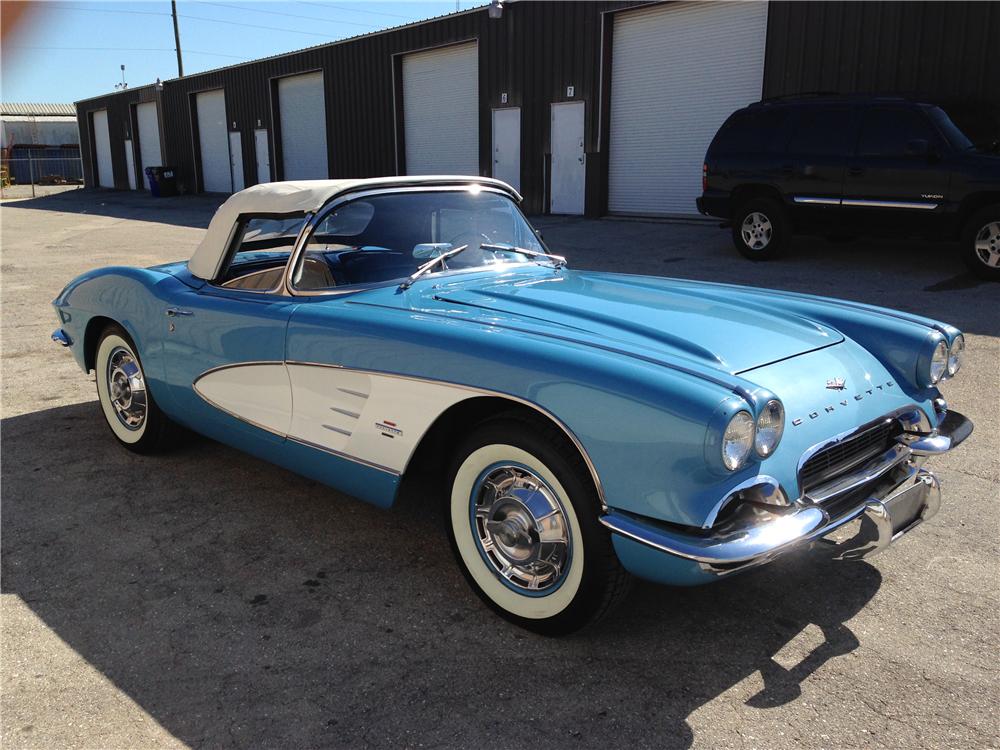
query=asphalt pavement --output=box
[2,189,998,749]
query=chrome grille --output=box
[800,419,903,493]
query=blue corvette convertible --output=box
[52,176,973,634]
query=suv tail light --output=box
[702,163,708,193]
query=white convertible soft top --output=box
[187,176,519,280]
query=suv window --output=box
[857,107,938,157]
[712,109,789,155]
[784,106,856,157]
[217,215,305,290]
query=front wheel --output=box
[731,197,790,260]
[446,416,631,635]
[95,324,174,453]
[962,205,1000,280]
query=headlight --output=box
[754,400,784,457]
[722,411,755,471]
[929,340,948,384]
[947,334,964,377]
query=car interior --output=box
[215,191,543,293]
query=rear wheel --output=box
[962,205,1000,280]
[446,416,631,635]
[731,197,790,260]
[95,325,174,453]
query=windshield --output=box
[928,104,999,151]
[291,189,545,290]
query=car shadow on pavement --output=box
[2,401,882,749]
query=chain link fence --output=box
[1,152,85,199]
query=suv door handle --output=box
[165,307,194,317]
[848,166,865,177]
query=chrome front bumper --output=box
[601,410,972,579]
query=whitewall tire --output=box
[95,325,173,453]
[446,416,632,635]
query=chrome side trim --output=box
[842,198,938,210]
[791,197,939,210]
[192,360,608,508]
[792,196,841,206]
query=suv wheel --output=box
[732,197,789,260]
[963,205,1000,280]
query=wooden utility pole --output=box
[171,0,184,77]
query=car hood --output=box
[403,269,844,374]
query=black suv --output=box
[697,95,1000,279]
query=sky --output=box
[2,1,480,103]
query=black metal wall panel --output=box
[76,1,996,214]
[764,1,1000,116]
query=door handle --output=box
[848,166,865,177]
[165,307,193,317]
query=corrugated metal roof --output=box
[1,102,77,116]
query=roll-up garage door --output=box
[136,102,162,191]
[608,1,768,216]
[196,89,231,193]
[403,42,479,175]
[92,109,114,188]
[278,72,328,180]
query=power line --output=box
[179,12,362,39]
[7,45,245,60]
[195,1,381,28]
[42,4,169,17]
[294,1,414,20]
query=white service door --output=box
[92,109,114,188]
[492,108,521,192]
[124,140,137,190]
[254,128,271,184]
[195,89,232,193]
[278,72,328,180]
[550,101,585,215]
[136,102,162,190]
[229,131,245,192]
[403,42,479,175]
[608,1,768,216]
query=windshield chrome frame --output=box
[280,184,548,298]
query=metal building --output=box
[75,0,1000,217]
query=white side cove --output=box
[193,363,474,474]
[403,42,479,175]
[195,89,232,193]
[136,101,162,190]
[193,363,292,435]
[92,109,114,188]
[278,71,328,180]
[608,1,768,216]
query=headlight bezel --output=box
[754,399,785,458]
[929,339,948,385]
[947,334,964,377]
[721,410,756,472]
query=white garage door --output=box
[403,42,479,175]
[196,89,232,193]
[92,109,114,188]
[278,72,328,180]
[136,102,162,191]
[608,1,768,216]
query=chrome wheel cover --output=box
[471,464,571,593]
[106,346,147,430]
[741,211,773,250]
[974,221,1000,268]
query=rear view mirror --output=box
[413,243,453,259]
